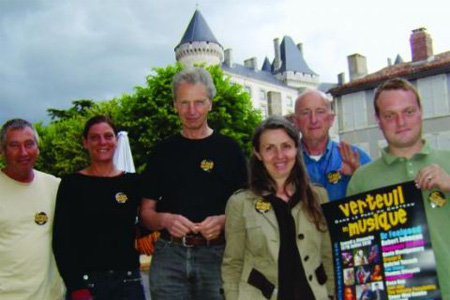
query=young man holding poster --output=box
[347,78,450,299]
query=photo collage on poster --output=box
[341,240,386,300]
[322,181,441,300]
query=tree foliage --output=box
[47,99,96,120]
[32,64,261,177]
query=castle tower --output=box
[175,10,224,67]
[273,36,320,90]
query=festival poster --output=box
[322,181,441,300]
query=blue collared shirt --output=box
[301,139,371,201]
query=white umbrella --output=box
[113,131,135,173]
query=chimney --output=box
[224,49,233,67]
[297,43,303,53]
[347,53,368,81]
[410,27,433,61]
[244,57,258,71]
[387,58,392,66]
[337,72,346,85]
[273,38,281,70]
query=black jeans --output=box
[68,269,146,300]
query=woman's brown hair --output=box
[249,115,326,231]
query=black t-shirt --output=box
[141,131,248,222]
[52,172,141,291]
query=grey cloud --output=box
[0,0,192,124]
[3,0,446,125]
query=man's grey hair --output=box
[0,118,39,152]
[295,90,333,113]
[172,67,217,101]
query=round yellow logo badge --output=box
[428,190,446,208]
[327,170,342,185]
[255,199,271,214]
[200,159,214,172]
[34,212,48,225]
[115,192,129,204]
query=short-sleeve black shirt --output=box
[53,172,141,291]
[141,131,248,222]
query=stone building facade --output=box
[175,10,336,119]
[330,28,450,157]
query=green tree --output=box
[35,64,262,176]
[35,99,122,176]
[35,117,88,175]
[47,99,96,120]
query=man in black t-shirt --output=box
[140,67,248,300]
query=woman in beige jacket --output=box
[222,116,334,300]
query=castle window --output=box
[417,74,449,118]
[259,89,266,100]
[286,96,293,107]
[424,131,450,150]
[260,104,268,119]
[244,86,252,96]
[341,91,368,131]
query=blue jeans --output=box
[68,269,146,300]
[149,238,225,300]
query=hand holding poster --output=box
[322,181,441,300]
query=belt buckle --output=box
[182,236,194,247]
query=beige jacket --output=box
[221,187,334,300]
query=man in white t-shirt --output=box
[0,118,64,300]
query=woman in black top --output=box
[53,115,145,300]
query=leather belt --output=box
[161,232,225,247]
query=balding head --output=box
[294,90,334,148]
[295,90,332,114]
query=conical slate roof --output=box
[277,36,317,75]
[394,54,404,65]
[176,10,221,49]
[261,57,272,72]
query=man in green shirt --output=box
[347,78,450,299]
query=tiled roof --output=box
[276,36,317,76]
[222,63,297,90]
[330,51,450,96]
[175,10,221,49]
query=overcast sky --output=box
[1,0,449,124]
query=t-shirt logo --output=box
[327,170,342,184]
[115,192,129,204]
[200,159,214,172]
[34,212,48,225]
[255,199,271,213]
[428,190,446,208]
